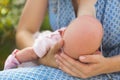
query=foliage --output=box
[0,0,25,70]
[0,0,51,70]
[0,0,25,44]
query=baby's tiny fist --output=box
[4,49,20,70]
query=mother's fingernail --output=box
[56,59,58,63]
[60,53,64,56]
[59,66,61,69]
[79,56,86,60]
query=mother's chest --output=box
[95,0,120,48]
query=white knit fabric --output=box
[33,30,62,58]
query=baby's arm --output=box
[16,31,61,63]
[4,40,51,70]
[4,47,38,70]
[15,47,38,63]
[4,30,62,69]
[4,42,50,70]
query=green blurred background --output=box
[0,0,50,70]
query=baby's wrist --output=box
[30,48,39,59]
[14,49,22,64]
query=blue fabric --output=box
[0,0,120,80]
[0,65,80,80]
[48,0,75,31]
[95,0,120,57]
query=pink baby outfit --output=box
[4,28,65,70]
[33,30,62,58]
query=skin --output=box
[16,15,103,64]
[16,0,120,79]
[63,16,103,59]
[55,50,120,78]
[77,0,97,17]
[16,0,48,48]
[55,0,120,79]
[16,0,57,67]
[15,47,38,63]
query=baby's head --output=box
[62,15,103,59]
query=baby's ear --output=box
[58,28,66,37]
[58,30,63,36]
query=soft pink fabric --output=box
[4,49,20,70]
[4,28,65,69]
[33,29,63,58]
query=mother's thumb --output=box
[50,39,64,54]
[79,55,100,63]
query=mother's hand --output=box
[38,39,63,68]
[55,51,110,79]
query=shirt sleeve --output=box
[33,31,61,58]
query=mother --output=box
[0,0,120,80]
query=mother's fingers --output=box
[58,53,85,70]
[55,51,108,78]
[55,53,84,77]
[49,39,64,55]
[56,59,80,77]
[79,53,103,64]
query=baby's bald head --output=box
[63,15,103,59]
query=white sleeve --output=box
[33,36,54,58]
[33,31,61,58]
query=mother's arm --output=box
[77,0,97,17]
[16,0,60,68]
[16,0,47,48]
[55,51,120,78]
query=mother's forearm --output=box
[77,0,97,17]
[16,30,34,49]
[16,30,58,68]
[105,55,120,73]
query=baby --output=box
[63,15,103,59]
[4,15,103,70]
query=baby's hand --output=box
[38,39,64,68]
[4,49,20,70]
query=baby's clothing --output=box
[17,30,63,68]
[33,30,62,58]
[4,28,65,69]
[4,49,20,69]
